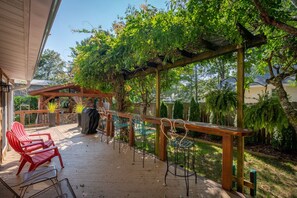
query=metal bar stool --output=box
[161,118,197,197]
[112,113,130,153]
[132,115,156,167]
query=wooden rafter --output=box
[236,23,255,41]
[147,61,158,68]
[200,38,219,51]
[178,49,195,58]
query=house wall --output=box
[284,86,297,102]
[0,76,11,164]
[245,84,297,103]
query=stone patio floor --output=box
[0,124,244,198]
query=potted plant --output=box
[74,102,85,127]
[47,102,58,127]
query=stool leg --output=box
[142,132,145,168]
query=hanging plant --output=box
[244,93,289,133]
[205,86,236,125]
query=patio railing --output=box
[103,110,254,194]
[14,110,60,127]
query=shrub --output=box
[14,96,39,124]
[14,96,38,111]
[272,124,297,152]
[160,101,168,118]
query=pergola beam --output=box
[126,34,266,80]
[36,92,112,98]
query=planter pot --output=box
[49,113,56,127]
[77,113,82,127]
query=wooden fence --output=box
[14,110,60,127]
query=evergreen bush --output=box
[173,100,184,133]
[173,100,183,119]
[189,97,201,137]
[160,101,168,118]
[189,97,200,121]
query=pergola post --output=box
[155,69,161,156]
[237,47,245,192]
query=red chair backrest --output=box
[6,131,25,154]
[6,131,32,163]
[11,121,30,142]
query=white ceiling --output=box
[0,0,60,83]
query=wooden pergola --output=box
[28,83,113,110]
[118,23,267,193]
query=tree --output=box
[251,0,297,134]
[34,49,69,83]
[170,0,297,134]
[127,71,177,115]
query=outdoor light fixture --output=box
[1,82,11,93]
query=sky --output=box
[45,0,167,62]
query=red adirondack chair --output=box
[6,131,64,175]
[11,121,54,152]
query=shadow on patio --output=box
[0,124,242,198]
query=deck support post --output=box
[159,124,167,161]
[129,117,134,147]
[237,47,245,192]
[155,69,161,156]
[222,135,233,190]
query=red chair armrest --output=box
[20,139,44,144]
[28,146,58,155]
[29,133,52,140]
[22,142,45,148]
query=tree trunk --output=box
[273,79,297,135]
[142,94,147,115]
[114,75,127,112]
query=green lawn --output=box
[193,141,297,198]
[134,132,297,197]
